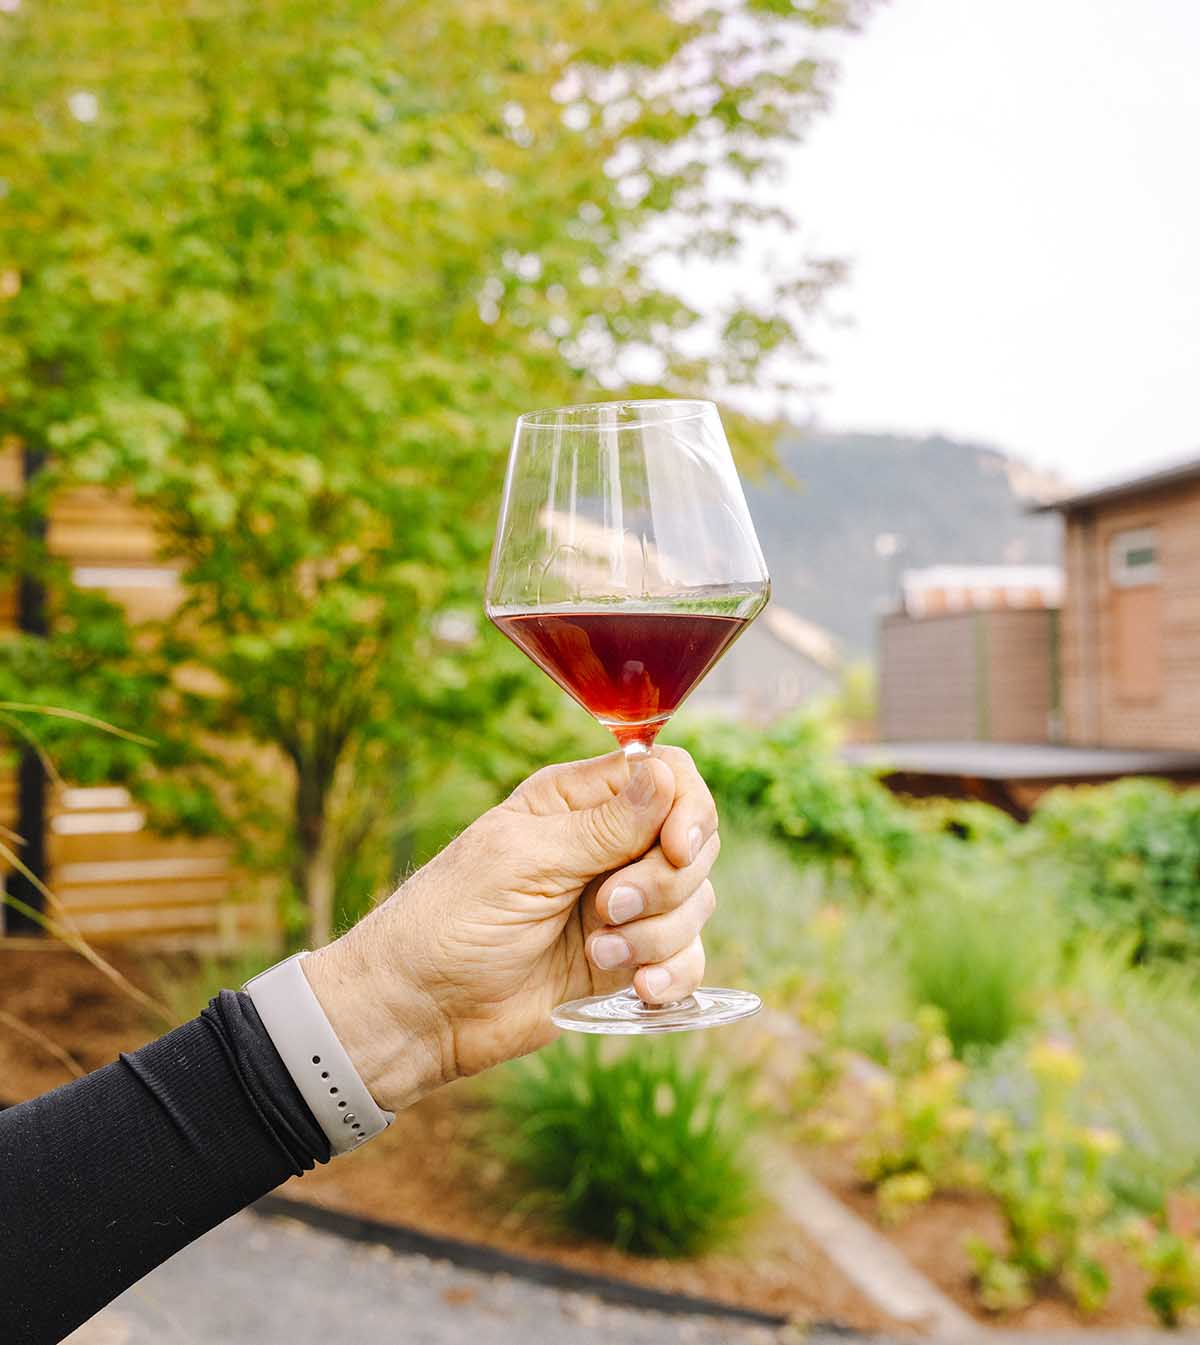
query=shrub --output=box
[1126,1223,1200,1327]
[1022,779,1200,962]
[672,710,921,897]
[857,1007,980,1221]
[1058,943,1200,1213]
[486,1038,760,1258]
[971,1037,1122,1314]
[902,872,1061,1054]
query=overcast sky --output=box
[782,0,1200,487]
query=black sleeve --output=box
[0,989,331,1345]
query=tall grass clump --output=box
[902,869,1062,1055]
[487,1038,760,1258]
[147,946,275,1024]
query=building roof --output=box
[760,605,841,670]
[843,740,1200,781]
[897,565,1062,618]
[1035,454,1200,513]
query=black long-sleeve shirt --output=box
[0,991,330,1344]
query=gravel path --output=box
[63,1210,834,1345]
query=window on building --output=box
[1109,527,1160,587]
[1108,526,1162,700]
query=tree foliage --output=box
[0,0,867,939]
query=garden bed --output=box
[801,1140,1160,1330]
[0,946,154,1102]
[282,1080,900,1332]
[0,945,896,1332]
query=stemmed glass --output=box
[485,399,771,1034]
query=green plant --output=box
[857,1007,979,1221]
[902,874,1060,1054]
[487,1038,759,1258]
[1125,1222,1200,1328]
[673,709,922,897]
[1057,942,1200,1212]
[1021,779,1200,962]
[145,946,276,1026]
[971,1037,1121,1314]
[1,0,863,945]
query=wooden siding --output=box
[879,612,980,740]
[2,444,272,946]
[880,609,1057,743]
[984,609,1059,742]
[1061,479,1200,748]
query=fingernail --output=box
[642,967,672,999]
[625,766,656,807]
[608,885,644,924]
[688,825,704,863]
[590,934,631,970]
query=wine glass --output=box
[485,398,771,1034]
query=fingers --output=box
[561,757,675,875]
[594,831,720,925]
[636,936,706,1006]
[653,746,719,870]
[588,880,714,975]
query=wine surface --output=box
[492,608,747,747]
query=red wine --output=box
[492,609,748,748]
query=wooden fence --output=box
[1,447,274,946]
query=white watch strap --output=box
[243,951,394,1156]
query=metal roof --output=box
[843,740,1200,781]
[1034,454,1200,513]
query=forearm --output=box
[0,992,328,1345]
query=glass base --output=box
[550,985,762,1035]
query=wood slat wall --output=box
[1,449,274,947]
[1061,482,1200,749]
[879,609,1058,744]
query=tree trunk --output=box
[303,841,336,949]
[295,770,335,947]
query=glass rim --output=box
[516,397,715,431]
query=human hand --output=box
[303,747,719,1112]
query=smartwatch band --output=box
[243,951,394,1156]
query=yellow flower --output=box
[944,1106,977,1136]
[1082,1126,1122,1157]
[1028,1036,1085,1087]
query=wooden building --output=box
[1045,457,1200,749]
[866,467,1200,814]
[878,566,1062,743]
[1,447,271,946]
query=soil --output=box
[0,945,158,1101]
[802,1141,1160,1330]
[0,945,899,1332]
[285,1081,903,1332]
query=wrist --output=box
[302,937,455,1114]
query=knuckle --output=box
[583,803,628,859]
[696,879,716,919]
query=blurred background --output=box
[5,0,1200,1338]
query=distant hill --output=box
[742,432,1065,655]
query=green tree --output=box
[0,0,868,943]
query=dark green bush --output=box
[487,1039,759,1258]
[672,711,921,896]
[1022,779,1200,961]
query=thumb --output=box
[566,758,675,875]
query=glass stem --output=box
[621,737,652,769]
[620,735,666,1010]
